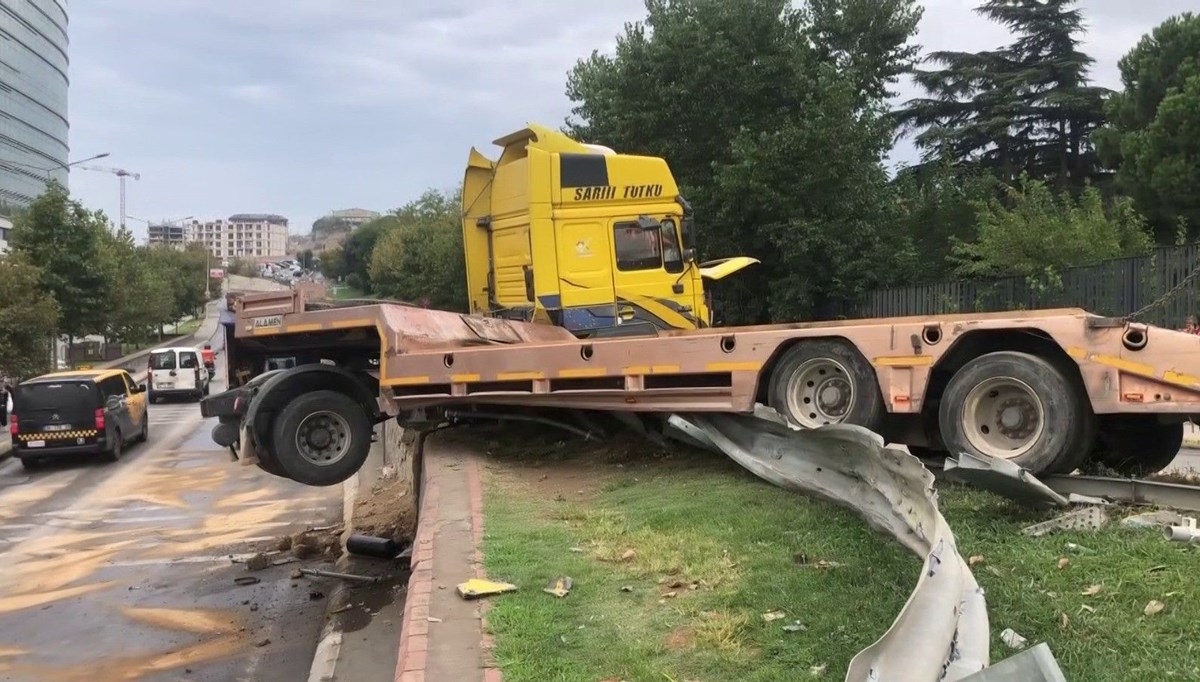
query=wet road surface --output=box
[0,372,342,680]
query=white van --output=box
[147,346,211,403]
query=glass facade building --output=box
[0,0,69,222]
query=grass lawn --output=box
[330,284,368,300]
[477,428,1199,682]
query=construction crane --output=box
[77,164,140,229]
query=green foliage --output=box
[318,246,346,281]
[1096,13,1200,241]
[9,181,111,339]
[335,215,397,293]
[98,227,176,343]
[226,258,258,277]
[899,0,1109,188]
[566,0,922,322]
[952,177,1153,281]
[890,162,1002,283]
[297,249,315,270]
[369,189,467,311]
[311,214,352,237]
[0,254,59,378]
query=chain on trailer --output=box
[1125,258,1200,323]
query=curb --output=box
[395,447,497,682]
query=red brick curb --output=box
[396,454,439,682]
[395,448,499,682]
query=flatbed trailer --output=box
[204,286,1200,486]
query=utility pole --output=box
[76,164,141,229]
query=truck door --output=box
[555,219,617,332]
[609,218,699,331]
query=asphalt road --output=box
[0,348,342,681]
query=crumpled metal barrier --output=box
[668,410,989,682]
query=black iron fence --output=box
[853,243,1200,330]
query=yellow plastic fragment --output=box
[456,578,518,600]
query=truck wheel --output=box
[271,390,372,486]
[768,340,885,432]
[938,352,1094,475]
[1092,417,1182,477]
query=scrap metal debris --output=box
[1021,506,1109,537]
[543,576,573,598]
[958,643,1067,682]
[456,578,517,600]
[1121,509,1183,530]
[299,568,384,584]
[943,450,1068,509]
[233,576,260,586]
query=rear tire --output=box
[19,457,41,470]
[270,390,373,486]
[938,351,1094,476]
[1092,417,1182,477]
[103,433,123,463]
[137,416,149,444]
[767,340,885,432]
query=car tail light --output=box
[8,415,16,436]
[94,408,105,430]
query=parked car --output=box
[147,346,211,403]
[9,369,148,470]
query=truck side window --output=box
[661,219,684,274]
[614,222,662,271]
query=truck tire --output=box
[1092,417,1182,477]
[767,340,885,432]
[270,390,372,486]
[938,351,1094,475]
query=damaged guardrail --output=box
[667,407,1067,682]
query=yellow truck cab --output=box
[462,123,756,337]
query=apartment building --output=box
[186,213,289,259]
[147,222,188,250]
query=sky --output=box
[65,0,1191,243]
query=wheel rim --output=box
[294,411,352,466]
[784,358,855,428]
[960,377,1045,459]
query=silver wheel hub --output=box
[785,358,855,428]
[295,411,351,466]
[961,377,1045,459]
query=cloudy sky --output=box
[66,0,1188,242]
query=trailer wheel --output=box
[1091,417,1182,477]
[938,351,1093,475]
[768,340,885,431]
[271,390,372,486]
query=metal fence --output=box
[854,243,1200,329]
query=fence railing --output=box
[852,243,1200,330]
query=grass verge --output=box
[478,429,1199,682]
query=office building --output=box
[187,213,289,259]
[0,0,70,217]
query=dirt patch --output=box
[664,626,696,650]
[353,473,416,543]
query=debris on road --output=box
[943,450,1068,509]
[244,553,271,571]
[255,638,271,648]
[346,533,398,559]
[308,590,325,601]
[456,578,518,599]
[1000,628,1029,650]
[300,568,384,584]
[543,576,572,598]
[234,576,260,586]
[1021,506,1108,537]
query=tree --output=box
[1095,13,1200,241]
[889,161,1001,283]
[566,0,922,322]
[369,189,467,311]
[899,0,1109,188]
[99,227,176,343]
[338,215,398,293]
[952,177,1152,280]
[296,249,315,270]
[0,254,59,379]
[9,181,110,341]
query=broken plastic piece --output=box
[456,578,518,600]
[1163,516,1200,544]
[346,534,397,559]
[1000,628,1028,650]
[543,576,573,598]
